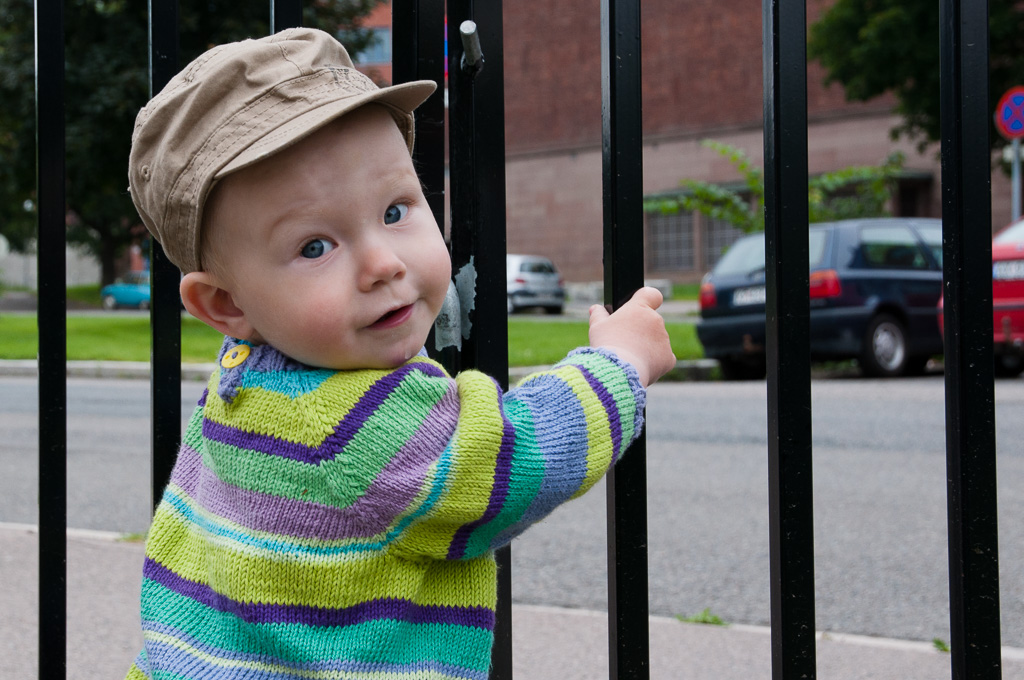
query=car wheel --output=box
[544,305,563,315]
[861,313,908,377]
[995,353,1024,378]
[507,296,516,314]
[718,356,767,381]
[139,299,150,310]
[102,295,118,310]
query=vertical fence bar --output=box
[270,0,302,33]
[391,0,446,235]
[35,0,67,676]
[148,0,182,511]
[392,1,454,368]
[762,0,816,678]
[445,4,511,678]
[939,1,1001,678]
[600,2,650,678]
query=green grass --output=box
[0,314,703,366]
[671,282,701,300]
[510,319,700,365]
[676,608,728,626]
[67,284,102,308]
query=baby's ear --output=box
[179,272,254,340]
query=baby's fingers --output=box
[589,303,611,323]
[628,286,664,310]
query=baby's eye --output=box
[383,204,409,225]
[300,238,334,259]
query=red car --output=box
[938,218,1024,377]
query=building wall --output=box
[355,1,393,84]
[377,1,1015,282]
[501,0,889,154]
[0,238,101,290]
[498,0,1014,282]
[507,112,956,283]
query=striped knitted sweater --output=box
[127,339,645,680]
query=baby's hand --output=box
[588,287,676,387]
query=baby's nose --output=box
[358,240,406,288]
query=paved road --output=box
[512,377,1024,648]
[2,375,1022,648]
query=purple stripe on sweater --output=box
[143,557,495,630]
[574,364,624,462]
[202,361,446,466]
[447,381,516,560]
[342,382,460,531]
[176,382,461,541]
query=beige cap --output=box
[128,27,437,273]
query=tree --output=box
[643,140,904,231]
[0,0,383,284]
[807,0,1024,151]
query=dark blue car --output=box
[697,218,944,379]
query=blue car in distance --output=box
[697,218,944,379]
[100,270,150,310]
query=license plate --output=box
[732,286,766,306]
[994,260,1024,281]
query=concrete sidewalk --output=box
[4,523,1023,680]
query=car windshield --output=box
[712,229,828,276]
[915,224,943,266]
[712,234,765,276]
[120,271,150,285]
[808,230,827,267]
[995,218,1024,244]
[519,260,556,274]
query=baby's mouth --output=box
[369,304,414,330]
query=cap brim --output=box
[213,79,437,180]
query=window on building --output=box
[648,211,695,271]
[339,27,392,64]
[704,217,745,270]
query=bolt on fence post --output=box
[36,0,68,675]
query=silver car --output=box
[506,254,565,314]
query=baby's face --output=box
[203,106,451,370]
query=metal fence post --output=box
[939,1,1002,677]
[35,0,67,676]
[271,0,302,33]
[147,0,182,512]
[601,2,650,678]
[762,0,816,678]
[445,3,511,678]
[391,0,446,234]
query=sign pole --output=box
[1013,138,1021,221]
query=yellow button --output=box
[221,344,251,368]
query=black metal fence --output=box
[33,0,1001,678]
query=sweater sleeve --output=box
[390,347,645,561]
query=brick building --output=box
[363,1,1013,283]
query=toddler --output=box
[125,27,675,680]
